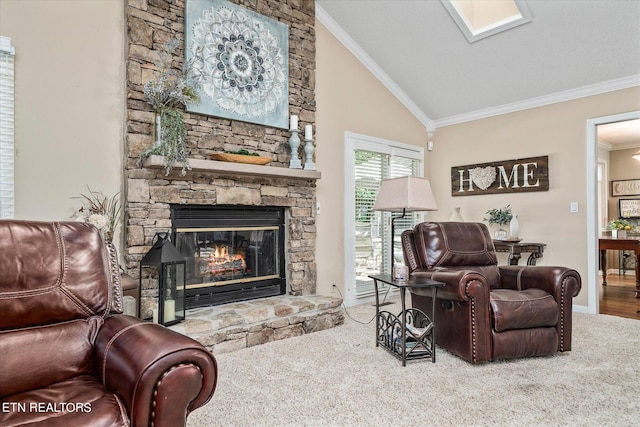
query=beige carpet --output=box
[187,299,640,427]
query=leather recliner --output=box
[0,220,217,426]
[401,222,581,363]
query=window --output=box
[441,0,532,43]
[345,133,424,305]
[0,36,15,219]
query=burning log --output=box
[208,259,246,275]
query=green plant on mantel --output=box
[139,38,200,176]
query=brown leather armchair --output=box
[401,222,581,363]
[0,220,217,426]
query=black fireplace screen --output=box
[171,206,286,308]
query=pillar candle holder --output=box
[288,129,302,169]
[303,137,316,170]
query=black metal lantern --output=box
[139,232,186,326]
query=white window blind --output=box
[0,36,15,219]
[353,148,420,298]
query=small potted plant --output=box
[484,205,513,240]
[73,187,121,242]
[608,218,631,239]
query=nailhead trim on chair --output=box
[558,277,567,351]
[465,282,478,363]
[105,240,123,314]
[150,363,203,427]
[401,231,419,272]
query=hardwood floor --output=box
[599,272,640,320]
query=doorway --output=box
[343,132,424,306]
[587,111,640,316]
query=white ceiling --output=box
[316,0,640,145]
[597,119,640,150]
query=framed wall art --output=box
[619,199,640,218]
[451,156,549,197]
[185,0,289,128]
[611,179,640,197]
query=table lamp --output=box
[373,176,438,273]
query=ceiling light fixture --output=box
[441,0,533,43]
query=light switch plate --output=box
[570,202,579,213]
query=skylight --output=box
[441,0,533,43]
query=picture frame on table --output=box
[619,199,640,219]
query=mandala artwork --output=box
[186,0,289,128]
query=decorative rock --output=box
[274,324,304,341]
[247,328,275,347]
[216,187,261,205]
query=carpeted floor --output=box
[187,298,640,427]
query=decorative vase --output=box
[612,229,627,239]
[154,111,162,146]
[509,215,519,239]
[303,136,316,170]
[288,129,302,169]
[494,227,507,240]
[449,207,464,222]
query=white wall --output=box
[0,1,124,235]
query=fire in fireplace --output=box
[171,205,286,308]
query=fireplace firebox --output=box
[171,205,286,308]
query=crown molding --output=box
[315,3,433,133]
[597,140,613,151]
[599,140,640,152]
[434,75,640,128]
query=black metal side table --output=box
[369,274,445,366]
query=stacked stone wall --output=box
[124,0,317,316]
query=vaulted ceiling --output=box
[316,0,640,137]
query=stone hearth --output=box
[169,295,344,354]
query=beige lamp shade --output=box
[633,150,640,161]
[373,176,438,213]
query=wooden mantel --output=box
[142,155,321,181]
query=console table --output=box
[599,238,640,298]
[493,241,546,265]
[369,274,444,366]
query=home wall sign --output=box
[611,179,640,197]
[619,199,640,218]
[451,156,549,197]
[185,0,289,129]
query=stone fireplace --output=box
[123,0,319,320]
[128,157,320,318]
